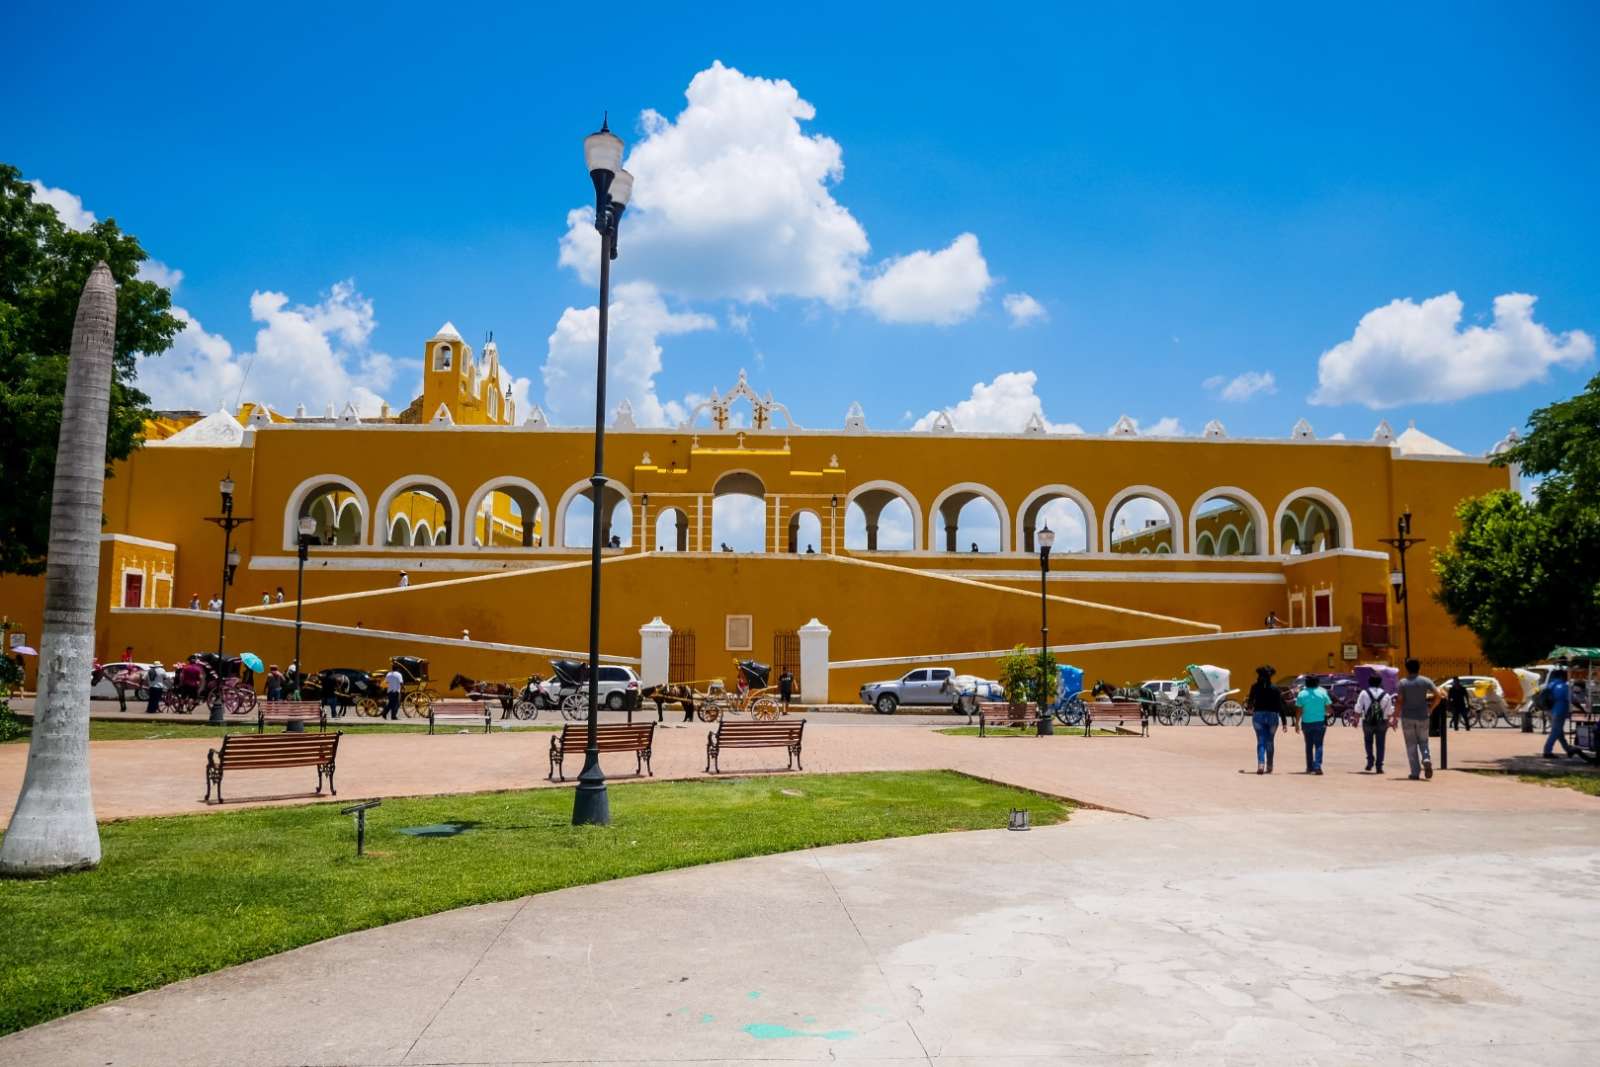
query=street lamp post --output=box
[1036,524,1056,736]
[573,116,635,827]
[1378,510,1443,767]
[203,475,252,726]
[292,516,319,700]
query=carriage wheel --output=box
[404,689,435,718]
[358,697,383,718]
[697,697,726,722]
[221,682,256,716]
[1054,696,1085,727]
[1216,699,1245,727]
[1195,702,1218,726]
[163,690,194,715]
[512,698,539,721]
[750,697,782,721]
[560,693,589,721]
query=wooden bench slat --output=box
[548,723,655,782]
[207,732,342,803]
[706,719,805,773]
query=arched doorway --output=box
[1017,486,1093,553]
[562,480,632,548]
[654,508,689,552]
[1275,490,1349,555]
[286,476,367,548]
[845,482,921,551]
[466,478,548,548]
[787,510,822,553]
[712,472,765,553]
[1107,489,1180,554]
[1190,489,1267,557]
[929,483,1009,553]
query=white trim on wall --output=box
[832,626,1342,669]
[282,473,370,550]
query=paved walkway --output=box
[1,719,1589,825]
[5,806,1596,1065]
[2,720,1595,1065]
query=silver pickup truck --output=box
[860,667,1008,714]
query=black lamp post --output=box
[203,475,252,726]
[292,515,319,700]
[1379,510,1443,767]
[573,116,635,827]
[1036,523,1056,736]
[830,495,838,554]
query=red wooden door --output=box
[1360,593,1389,646]
[1313,592,1332,628]
[123,572,143,608]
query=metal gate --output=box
[772,629,800,690]
[669,630,696,683]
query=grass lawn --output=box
[1467,767,1600,796]
[3,719,559,743]
[0,770,1068,1035]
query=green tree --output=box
[1434,372,1600,665]
[0,164,181,575]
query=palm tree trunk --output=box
[0,262,116,875]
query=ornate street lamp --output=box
[293,515,319,700]
[573,116,635,827]
[203,474,252,726]
[1036,524,1056,736]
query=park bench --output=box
[1084,701,1148,737]
[977,702,1034,734]
[548,722,655,781]
[205,731,341,803]
[706,719,805,773]
[429,701,491,734]
[257,700,327,733]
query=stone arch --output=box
[1196,530,1217,556]
[388,514,412,546]
[374,475,461,547]
[464,476,551,549]
[654,507,689,552]
[1103,484,1185,555]
[1015,484,1097,553]
[1218,524,1242,556]
[1272,487,1353,556]
[336,500,362,546]
[556,477,632,549]
[928,482,1010,553]
[284,474,368,549]
[1156,543,1171,554]
[412,519,432,547]
[1188,486,1269,558]
[786,508,822,553]
[712,470,766,553]
[845,479,922,551]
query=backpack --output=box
[1360,689,1387,727]
[1537,686,1555,711]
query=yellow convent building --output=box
[0,326,1517,702]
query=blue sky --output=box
[4,1,1597,456]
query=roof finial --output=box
[600,111,609,133]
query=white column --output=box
[639,616,672,686]
[798,617,830,705]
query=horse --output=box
[640,682,697,723]
[92,662,146,711]
[449,673,516,714]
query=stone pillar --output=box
[798,618,830,705]
[639,616,672,687]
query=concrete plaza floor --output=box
[1,718,1596,1065]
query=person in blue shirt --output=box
[1543,669,1576,758]
[1295,675,1332,775]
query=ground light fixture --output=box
[203,474,252,726]
[1036,523,1056,736]
[574,116,635,827]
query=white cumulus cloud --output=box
[558,61,869,306]
[911,370,1082,433]
[1312,292,1593,408]
[1203,370,1276,401]
[136,259,185,290]
[861,233,993,326]
[135,280,397,416]
[1002,292,1048,327]
[541,282,715,427]
[28,179,96,230]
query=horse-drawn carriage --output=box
[1144,665,1246,725]
[162,653,258,716]
[369,656,437,717]
[449,671,546,720]
[643,660,788,722]
[304,666,382,717]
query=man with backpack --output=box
[1542,669,1577,759]
[1356,675,1391,773]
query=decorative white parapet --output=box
[798,618,831,705]
[1290,417,1315,440]
[523,404,549,429]
[1372,419,1395,443]
[1203,418,1227,439]
[1110,414,1138,436]
[638,616,672,687]
[844,401,867,431]
[612,399,637,430]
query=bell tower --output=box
[422,321,469,422]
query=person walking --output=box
[1295,675,1331,774]
[188,593,200,610]
[265,665,285,702]
[1396,658,1438,780]
[1355,675,1391,773]
[207,593,222,612]
[384,664,403,720]
[1264,610,1283,629]
[1446,677,1471,731]
[1246,665,1284,773]
[397,571,409,588]
[1542,668,1577,759]
[779,668,795,711]
[273,586,286,604]
[144,660,166,714]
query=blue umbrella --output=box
[240,652,265,673]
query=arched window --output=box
[929,484,1009,553]
[1017,486,1094,553]
[655,508,689,552]
[845,482,921,550]
[787,510,822,553]
[712,472,766,552]
[1109,495,1175,554]
[434,343,453,371]
[1196,531,1217,556]
[560,479,632,548]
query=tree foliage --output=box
[1435,372,1600,665]
[0,163,180,575]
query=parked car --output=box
[538,664,642,710]
[859,667,959,714]
[1139,679,1189,702]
